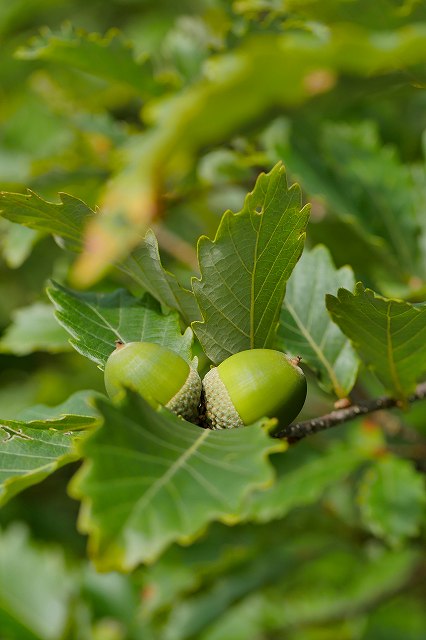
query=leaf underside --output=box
[278,245,359,397]
[119,228,201,325]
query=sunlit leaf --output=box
[193,163,309,363]
[72,24,426,284]
[16,23,156,96]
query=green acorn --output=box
[104,341,202,421]
[202,349,307,429]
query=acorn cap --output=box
[203,348,307,429]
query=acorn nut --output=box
[104,341,202,421]
[202,348,307,429]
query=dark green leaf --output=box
[119,229,201,325]
[47,282,193,367]
[326,284,426,400]
[198,547,419,639]
[320,121,421,275]
[193,163,309,363]
[262,117,405,286]
[0,391,101,505]
[70,393,283,570]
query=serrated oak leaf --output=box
[193,163,310,364]
[0,391,101,506]
[47,282,193,368]
[70,393,284,570]
[326,284,426,400]
[119,229,201,325]
[0,190,94,252]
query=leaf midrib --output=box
[285,299,344,397]
[128,429,211,521]
[386,303,404,398]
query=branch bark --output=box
[274,381,426,443]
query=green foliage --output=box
[0,391,101,505]
[72,22,426,282]
[278,245,359,397]
[119,229,201,325]
[242,440,368,523]
[0,0,426,637]
[0,302,70,355]
[0,191,93,252]
[16,23,156,96]
[71,393,283,570]
[327,284,426,400]
[193,163,309,363]
[358,455,426,546]
[0,525,74,640]
[48,283,194,367]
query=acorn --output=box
[202,349,307,429]
[104,341,202,421]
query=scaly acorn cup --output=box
[202,349,307,430]
[104,341,202,421]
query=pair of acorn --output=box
[104,341,307,430]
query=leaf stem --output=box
[274,381,426,442]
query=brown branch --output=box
[274,381,426,443]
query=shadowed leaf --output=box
[278,245,359,397]
[70,393,284,570]
[47,282,194,367]
[326,284,426,400]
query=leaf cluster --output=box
[0,1,426,638]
